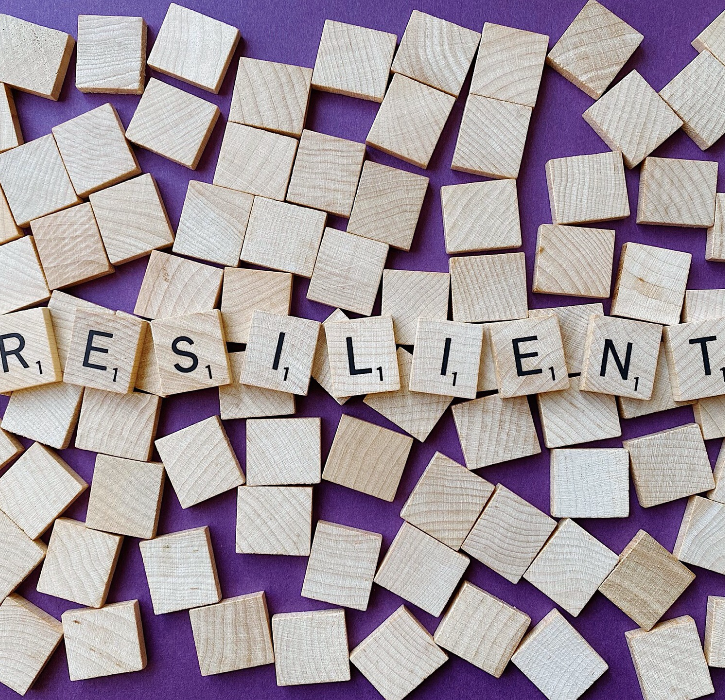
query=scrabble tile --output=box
[599,530,695,630]
[583,71,682,168]
[462,484,556,583]
[89,174,175,265]
[236,486,312,556]
[550,448,629,518]
[125,318,168,398]
[0,511,45,602]
[694,11,725,63]
[0,182,22,244]
[708,194,725,261]
[710,442,725,503]
[62,600,146,681]
[155,416,244,508]
[0,595,62,696]
[374,522,469,617]
[347,161,429,251]
[307,228,387,315]
[683,288,725,321]
[673,496,725,574]
[125,78,221,169]
[400,452,494,550]
[441,179,520,254]
[546,0,643,99]
[37,518,122,608]
[626,616,713,700]
[311,308,351,404]
[546,150,629,224]
[624,424,714,508]
[322,414,413,502]
[0,134,79,226]
[242,311,320,395]
[352,605,447,700]
[706,595,725,667]
[366,73,455,169]
[312,20,396,102]
[694,395,725,440]
[452,394,541,469]
[0,14,74,100]
[134,251,223,320]
[0,426,22,469]
[325,316,400,396]
[512,609,608,700]
[30,203,112,290]
[272,609,350,686]
[147,4,239,93]
[0,83,21,153]
[450,252,528,323]
[229,57,312,137]
[392,10,480,97]
[302,520,382,611]
[476,326,502,389]
[434,582,529,676]
[76,15,146,94]
[241,196,327,277]
[139,526,221,614]
[172,180,253,266]
[190,592,274,676]
[85,454,164,540]
[0,236,50,315]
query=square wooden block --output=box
[62,600,146,681]
[374,522,469,617]
[709,432,725,499]
[37,518,122,608]
[139,526,221,615]
[708,194,725,261]
[322,414,413,502]
[189,592,274,676]
[311,308,351,404]
[125,78,220,169]
[694,11,725,62]
[0,511,46,602]
[0,426,22,469]
[0,83,21,154]
[674,496,725,575]
[0,179,22,243]
[706,595,725,667]
[546,0,643,99]
[0,236,49,315]
[684,288,725,321]
[693,395,725,440]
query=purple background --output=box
[2,0,725,697]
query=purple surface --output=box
[2,0,725,697]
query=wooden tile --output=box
[62,600,146,681]
[76,15,146,94]
[709,441,725,504]
[708,194,725,260]
[236,485,312,556]
[0,511,45,602]
[139,526,221,614]
[546,150,629,225]
[155,416,244,508]
[511,609,608,700]
[374,522,469,617]
[0,236,49,315]
[272,609,350,686]
[706,595,725,667]
[311,308,351,404]
[599,530,695,630]
[694,395,725,440]
[452,394,541,469]
[0,595,62,696]
[550,447,629,518]
[37,518,122,608]
[0,83,21,153]
[694,11,725,63]
[229,57,312,137]
[172,180,253,266]
[0,426,22,469]
[366,73,455,169]
[322,414,413,502]
[117,313,165,397]
[0,182,22,244]
[352,605,447,700]
[583,71,682,168]
[684,288,725,321]
[673,495,725,574]
[189,592,274,676]
[626,616,713,700]
[241,196,327,277]
[125,78,220,169]
[302,520,382,610]
[0,14,74,100]
[477,325,505,390]
[147,3,239,93]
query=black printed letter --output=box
[0,333,28,372]
[83,330,113,371]
[689,336,717,375]
[172,336,198,373]
[512,336,542,376]
[346,337,372,376]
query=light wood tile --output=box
[673,495,725,574]
[706,595,725,667]
[0,512,46,602]
[311,308,351,404]
[683,288,725,321]
[0,84,22,153]
[0,236,50,315]
[708,194,725,260]
[0,425,22,469]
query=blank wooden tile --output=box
[673,496,725,574]
[710,442,725,504]
[512,609,608,700]
[684,288,725,321]
[694,11,725,63]
[155,416,244,509]
[322,414,413,502]
[0,236,49,315]
[599,530,695,630]
[434,581,529,677]
[272,609,350,686]
[311,308,351,404]
[62,600,146,681]
[374,522,469,617]
[695,395,725,440]
[125,78,220,169]
[583,70,682,168]
[0,182,22,244]
[236,486,312,556]
[189,592,274,676]
[0,83,21,153]
[626,616,713,700]
[139,526,221,615]
[76,15,146,94]
[0,511,45,602]
[37,518,122,608]
[110,319,161,395]
[708,194,725,261]
[302,520,382,611]
[0,426,22,469]
[0,595,62,696]
[706,595,725,667]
